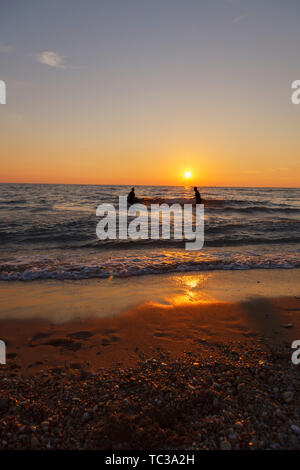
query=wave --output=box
[1,248,300,281]
[0,198,27,205]
[1,221,300,248]
[222,206,300,214]
[153,198,300,213]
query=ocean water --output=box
[0,183,300,281]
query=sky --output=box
[1,0,300,187]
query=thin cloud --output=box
[0,42,12,53]
[232,12,249,24]
[243,170,261,175]
[37,51,66,68]
[244,167,290,175]
[269,167,289,172]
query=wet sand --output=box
[1,295,300,374]
[1,268,300,323]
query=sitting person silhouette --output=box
[127,187,136,205]
[194,186,202,204]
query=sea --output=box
[0,184,300,281]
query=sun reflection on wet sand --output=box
[166,274,218,305]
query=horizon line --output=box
[0,181,299,189]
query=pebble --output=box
[220,439,232,450]
[282,391,294,403]
[31,437,40,449]
[291,424,300,434]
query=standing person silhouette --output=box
[194,187,202,204]
[127,187,136,205]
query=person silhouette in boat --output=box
[127,187,136,205]
[194,186,202,204]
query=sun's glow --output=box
[184,171,191,179]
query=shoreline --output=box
[1,268,300,322]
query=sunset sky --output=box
[1,0,300,187]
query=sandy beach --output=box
[1,270,300,449]
[1,293,300,374]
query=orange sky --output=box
[1,114,299,187]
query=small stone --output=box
[213,398,219,409]
[291,424,300,434]
[31,436,40,449]
[0,398,10,410]
[282,391,293,403]
[290,435,298,446]
[220,439,232,450]
[275,408,283,418]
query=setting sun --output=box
[184,171,191,179]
